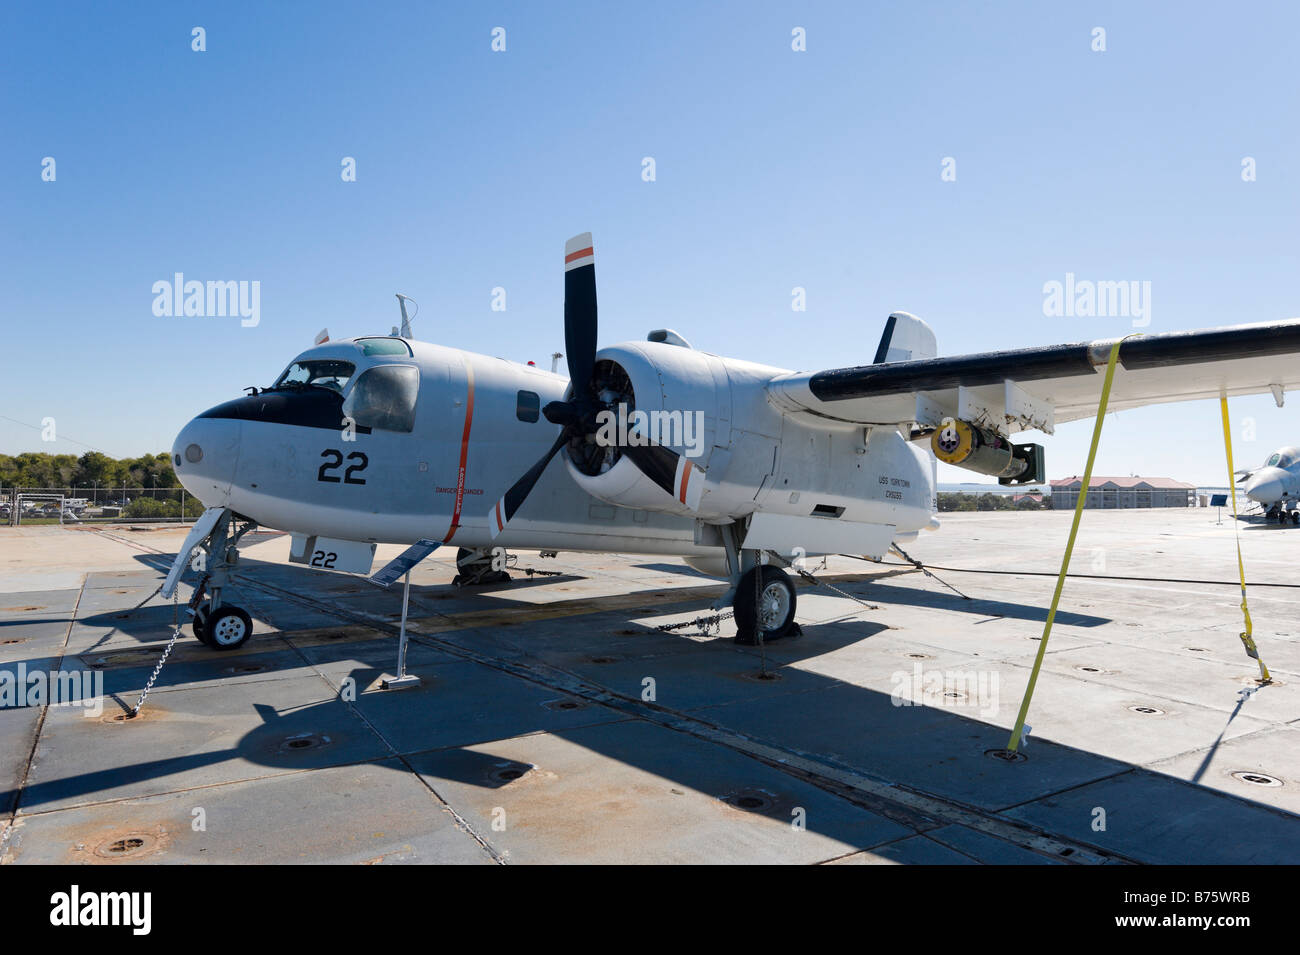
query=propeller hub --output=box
[542,400,579,427]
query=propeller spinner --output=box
[488,233,704,539]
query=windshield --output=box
[272,359,355,393]
[343,364,419,432]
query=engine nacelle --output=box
[562,340,732,516]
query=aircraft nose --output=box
[1244,468,1285,505]
[172,414,241,506]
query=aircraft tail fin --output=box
[873,311,937,364]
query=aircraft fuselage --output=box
[172,336,936,567]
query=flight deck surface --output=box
[1,509,1295,864]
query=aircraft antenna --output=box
[395,294,418,338]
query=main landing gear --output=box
[190,511,258,650]
[715,523,800,646]
[1265,504,1299,525]
[452,547,512,587]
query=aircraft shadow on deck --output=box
[67,552,585,647]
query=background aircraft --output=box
[1238,446,1300,523]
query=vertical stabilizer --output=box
[873,311,937,363]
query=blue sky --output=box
[3,2,1298,484]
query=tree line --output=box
[937,492,1046,512]
[0,451,178,491]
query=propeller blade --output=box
[620,442,706,510]
[563,233,598,396]
[488,431,570,539]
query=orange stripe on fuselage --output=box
[678,463,691,504]
[443,359,476,543]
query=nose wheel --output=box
[192,605,211,645]
[203,606,253,649]
[190,604,253,649]
[182,510,259,650]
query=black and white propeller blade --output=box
[489,432,569,539]
[563,233,598,400]
[622,441,705,509]
[487,232,704,539]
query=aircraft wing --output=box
[767,319,1300,435]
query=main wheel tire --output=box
[733,565,797,645]
[204,606,253,650]
[1291,512,1299,526]
[454,547,510,586]
[192,606,213,645]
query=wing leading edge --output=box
[767,318,1300,434]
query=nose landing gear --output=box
[186,510,258,650]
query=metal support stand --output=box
[381,570,421,690]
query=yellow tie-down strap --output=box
[1005,336,1135,753]
[1220,396,1272,683]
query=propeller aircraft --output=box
[162,233,1300,651]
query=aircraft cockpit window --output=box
[343,364,419,433]
[1267,453,1283,467]
[273,360,355,394]
[357,338,413,357]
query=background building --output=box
[1050,476,1195,509]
